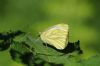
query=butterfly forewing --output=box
[40,24,69,50]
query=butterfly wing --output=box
[40,24,69,50]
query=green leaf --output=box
[10,41,35,66]
[8,34,100,66]
[27,35,83,64]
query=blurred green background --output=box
[0,0,100,66]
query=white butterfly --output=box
[40,24,69,50]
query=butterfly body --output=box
[40,24,69,50]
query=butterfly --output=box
[40,24,69,50]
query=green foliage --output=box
[10,42,35,66]
[0,31,80,66]
[82,55,100,66]
[10,35,100,66]
[0,31,100,66]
